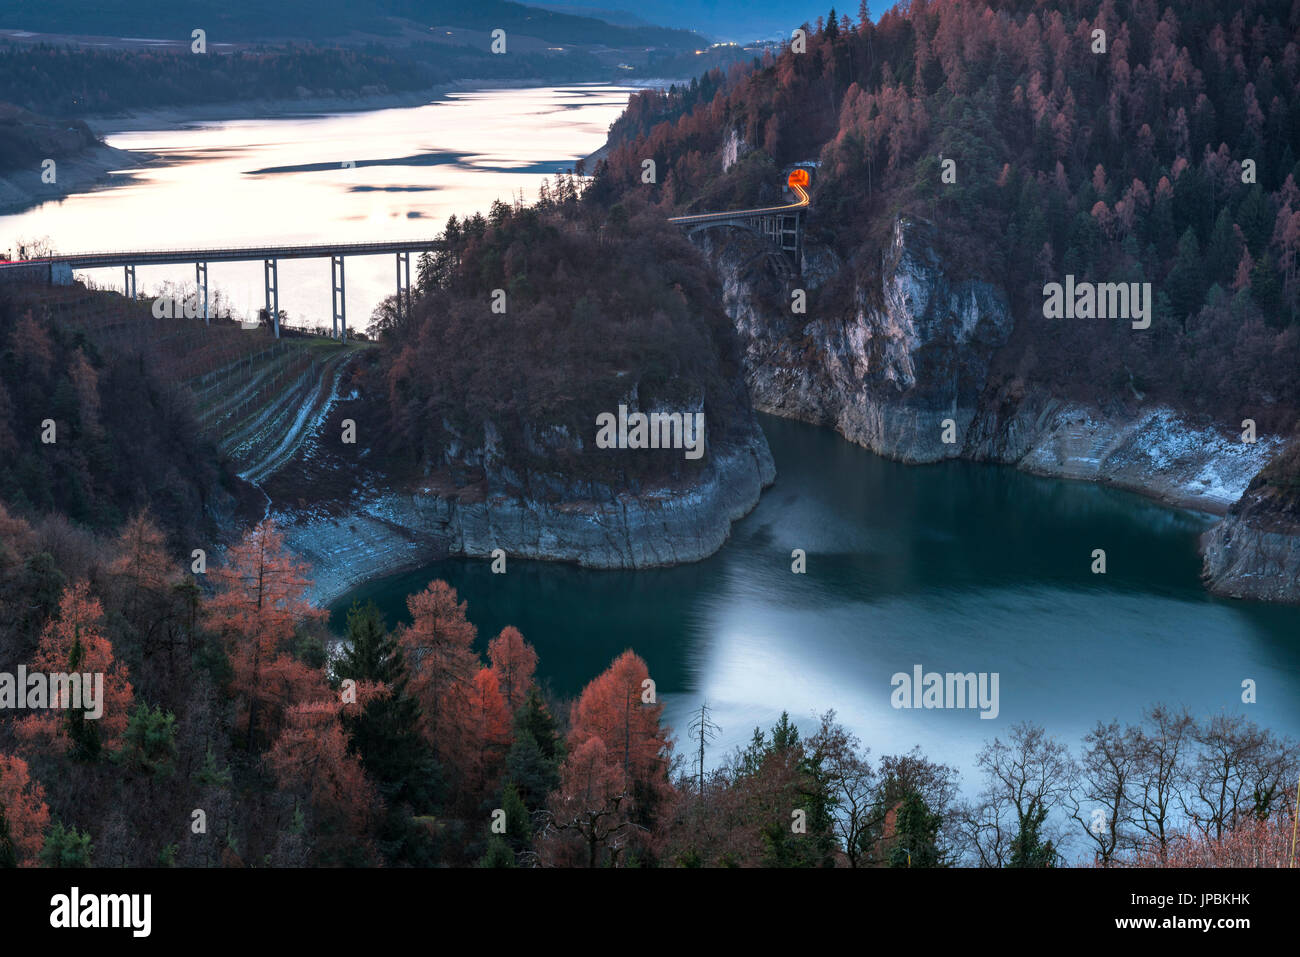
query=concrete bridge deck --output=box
[667,182,810,268]
[0,238,443,340]
[41,238,445,269]
[0,173,811,337]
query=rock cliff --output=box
[713,216,1015,463]
[704,213,1297,600]
[280,411,775,607]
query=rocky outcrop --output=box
[711,215,1016,463]
[1202,486,1300,602]
[282,420,775,607]
[275,207,1294,605]
[967,399,1283,515]
[704,211,1297,598]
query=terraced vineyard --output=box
[193,337,354,484]
[8,283,359,484]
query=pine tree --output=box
[1167,227,1206,328]
[499,781,533,852]
[505,688,563,813]
[115,703,177,776]
[515,687,562,762]
[1205,207,1238,285]
[0,807,18,868]
[63,626,100,761]
[887,791,943,867]
[336,602,438,804]
[477,835,516,868]
[40,821,93,868]
[1009,800,1057,868]
[736,713,840,867]
[335,601,441,863]
[415,252,435,296]
[336,601,396,683]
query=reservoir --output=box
[0,84,638,330]
[331,413,1300,786]
[6,80,1296,798]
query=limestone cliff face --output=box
[711,216,1015,463]
[967,399,1284,515]
[705,211,1297,600]
[280,209,1295,605]
[284,417,775,607]
[1202,487,1300,603]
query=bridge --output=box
[0,238,445,340]
[667,168,812,272]
[0,171,811,335]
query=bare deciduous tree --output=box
[807,711,875,867]
[1129,704,1195,862]
[1182,713,1298,841]
[1068,719,1140,865]
[958,722,1072,867]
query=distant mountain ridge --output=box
[0,0,705,49]
[524,0,836,42]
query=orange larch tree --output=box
[487,625,538,713]
[567,649,673,808]
[206,519,326,750]
[16,581,134,756]
[108,511,174,613]
[446,667,512,802]
[265,700,381,865]
[107,511,179,662]
[543,736,640,868]
[398,580,479,751]
[0,753,50,867]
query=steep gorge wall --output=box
[714,216,1015,464]
[1203,492,1300,603]
[704,214,1299,602]
[281,410,776,608]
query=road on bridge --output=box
[0,171,812,334]
[2,238,444,270]
[665,181,810,226]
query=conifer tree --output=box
[335,601,441,863]
[0,808,17,869]
[1009,800,1058,868]
[887,791,943,867]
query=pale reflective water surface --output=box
[9,87,1298,806]
[334,415,1300,790]
[1,85,634,329]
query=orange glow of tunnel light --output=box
[787,168,810,188]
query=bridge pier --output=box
[264,258,280,338]
[781,213,803,272]
[396,251,411,322]
[56,238,447,336]
[331,254,346,342]
[669,175,809,276]
[195,261,209,325]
